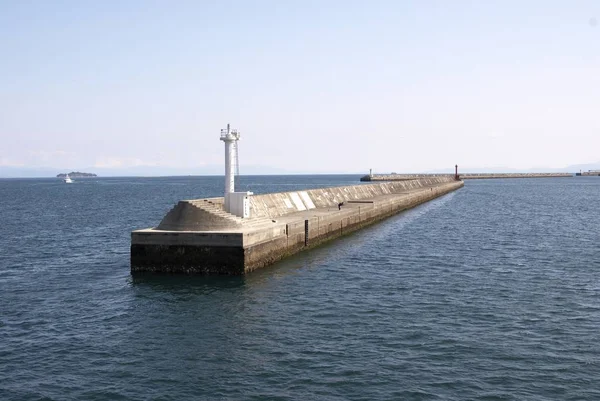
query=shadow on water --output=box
[126,255,325,303]
[129,273,247,293]
[127,263,303,294]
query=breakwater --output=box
[461,173,572,179]
[131,176,463,275]
[361,173,572,181]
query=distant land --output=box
[56,171,97,178]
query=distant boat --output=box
[63,174,73,184]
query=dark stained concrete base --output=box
[131,244,245,275]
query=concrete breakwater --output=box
[576,171,600,176]
[361,173,572,181]
[131,176,463,275]
[460,173,572,179]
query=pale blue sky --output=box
[1,1,599,174]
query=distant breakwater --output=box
[361,173,573,182]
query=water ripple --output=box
[1,176,600,400]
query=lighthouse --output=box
[220,123,240,199]
[220,124,251,217]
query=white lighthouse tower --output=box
[220,123,252,217]
[220,123,240,198]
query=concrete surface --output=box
[131,177,464,275]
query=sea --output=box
[1,175,599,401]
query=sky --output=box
[1,0,599,175]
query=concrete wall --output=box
[131,231,246,274]
[249,176,456,219]
[243,180,463,273]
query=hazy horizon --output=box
[1,1,599,173]
[2,161,600,178]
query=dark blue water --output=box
[1,175,600,400]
